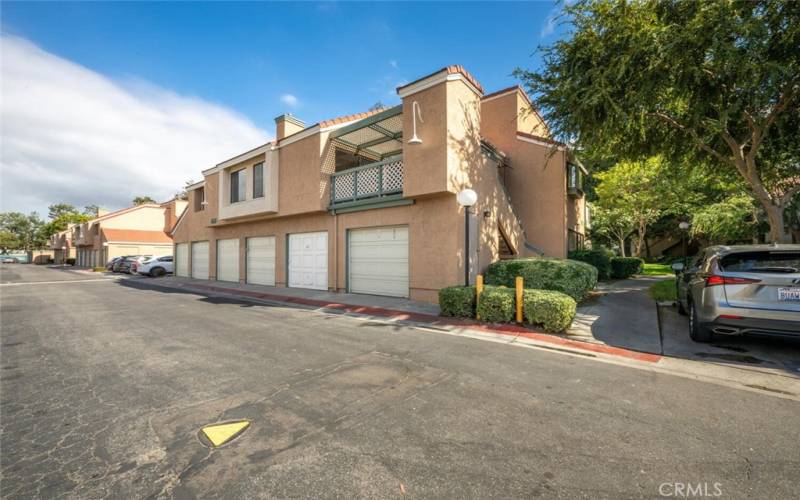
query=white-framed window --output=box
[230,169,246,203]
[253,162,264,199]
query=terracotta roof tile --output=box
[397,65,485,94]
[101,229,173,244]
[319,109,386,128]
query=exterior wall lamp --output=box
[408,101,423,144]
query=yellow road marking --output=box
[201,420,250,447]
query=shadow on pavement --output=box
[568,276,800,378]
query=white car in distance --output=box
[136,255,174,277]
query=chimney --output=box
[275,114,305,141]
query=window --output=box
[567,164,583,191]
[230,169,246,203]
[160,256,173,262]
[253,163,264,199]
[194,187,205,212]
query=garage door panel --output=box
[191,241,209,280]
[349,226,409,298]
[217,238,239,282]
[176,243,189,277]
[289,232,327,290]
[246,237,275,286]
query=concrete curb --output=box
[149,280,663,364]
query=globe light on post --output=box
[678,221,690,266]
[457,189,478,286]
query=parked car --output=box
[1,257,19,264]
[118,255,151,274]
[673,244,800,342]
[106,256,124,271]
[137,255,173,277]
[112,256,133,273]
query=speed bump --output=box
[200,420,250,447]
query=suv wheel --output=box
[689,300,713,342]
[151,267,166,277]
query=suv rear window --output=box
[719,251,800,273]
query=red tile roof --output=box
[101,229,172,244]
[397,65,485,94]
[319,109,386,128]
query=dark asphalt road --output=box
[1,265,798,499]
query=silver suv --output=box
[673,244,800,342]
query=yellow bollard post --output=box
[515,276,524,323]
[476,275,484,320]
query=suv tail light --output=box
[705,275,761,287]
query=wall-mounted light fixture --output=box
[408,101,423,144]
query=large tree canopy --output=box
[516,0,799,242]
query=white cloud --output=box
[389,60,398,69]
[541,12,558,38]
[280,93,299,107]
[0,35,268,215]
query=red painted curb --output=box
[184,283,662,364]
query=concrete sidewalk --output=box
[155,276,441,316]
[567,277,663,353]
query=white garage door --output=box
[217,238,240,282]
[349,226,409,297]
[288,232,327,290]
[246,236,276,286]
[175,243,189,277]
[191,241,209,280]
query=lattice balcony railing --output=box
[331,156,403,205]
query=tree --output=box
[133,196,157,205]
[594,157,671,256]
[84,205,100,217]
[0,212,46,252]
[41,204,92,239]
[516,0,800,242]
[589,205,636,256]
[48,203,78,220]
[691,195,760,244]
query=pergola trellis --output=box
[329,105,403,162]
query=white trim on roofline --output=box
[515,133,567,151]
[481,88,520,104]
[185,180,205,191]
[397,70,482,99]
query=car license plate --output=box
[778,287,800,301]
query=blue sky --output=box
[1,1,566,214]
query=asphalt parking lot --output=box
[2,264,799,499]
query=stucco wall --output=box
[481,92,569,258]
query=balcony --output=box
[330,156,408,212]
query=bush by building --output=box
[484,258,597,301]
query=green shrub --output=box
[438,286,476,318]
[611,257,644,279]
[522,289,577,333]
[476,286,515,323]
[568,248,613,280]
[484,258,597,301]
[65,258,76,266]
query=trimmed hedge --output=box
[611,257,644,279]
[437,284,577,332]
[523,289,576,333]
[438,285,475,318]
[476,286,515,323]
[568,248,613,281]
[65,258,76,266]
[484,258,597,301]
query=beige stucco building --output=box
[172,66,587,302]
[66,199,186,267]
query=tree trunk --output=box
[764,203,791,243]
[618,236,626,257]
